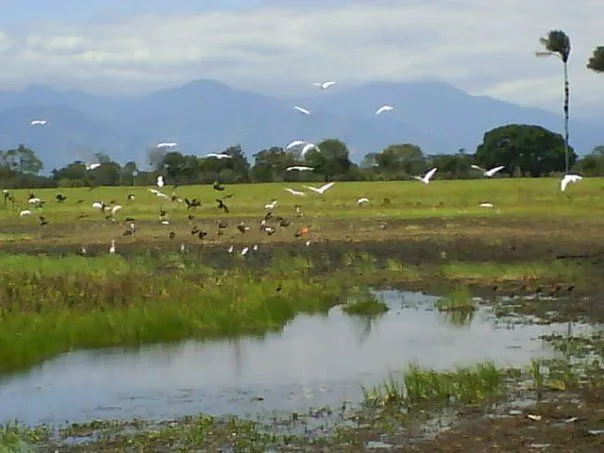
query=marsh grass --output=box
[363,362,503,408]
[0,422,48,452]
[342,287,389,316]
[435,286,476,312]
[441,261,583,283]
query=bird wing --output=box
[304,185,321,193]
[286,140,305,149]
[486,166,504,176]
[318,182,335,192]
[424,167,438,181]
[471,165,483,171]
[294,105,310,115]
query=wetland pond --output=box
[0,290,579,426]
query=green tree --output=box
[305,139,352,182]
[374,143,424,177]
[1,145,43,174]
[587,47,604,72]
[536,30,572,173]
[251,146,296,182]
[475,124,575,177]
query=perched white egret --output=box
[305,182,335,195]
[284,188,306,197]
[30,120,47,126]
[265,200,278,210]
[357,197,370,205]
[203,153,232,159]
[156,142,177,148]
[312,81,336,90]
[375,105,394,115]
[471,165,505,177]
[300,143,320,157]
[413,167,438,185]
[19,210,32,216]
[156,175,164,188]
[560,174,583,192]
[294,105,311,115]
[286,166,314,172]
[86,162,101,171]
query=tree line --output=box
[1,123,603,189]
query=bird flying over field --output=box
[294,105,311,115]
[305,182,335,195]
[413,167,438,184]
[357,197,370,205]
[203,153,232,159]
[284,188,306,197]
[300,143,320,158]
[285,140,306,150]
[375,105,394,115]
[312,81,336,90]
[560,174,583,192]
[286,166,314,172]
[471,165,505,177]
[30,120,47,126]
[85,162,101,171]
[156,142,177,149]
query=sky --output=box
[0,0,602,117]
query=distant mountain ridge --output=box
[0,79,600,172]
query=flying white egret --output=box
[203,153,232,159]
[157,142,177,148]
[284,188,306,197]
[413,167,438,185]
[149,188,169,198]
[357,197,370,205]
[86,163,101,171]
[156,175,164,188]
[265,200,278,210]
[479,202,494,208]
[111,205,122,215]
[286,166,314,172]
[28,197,41,204]
[471,165,505,177]
[19,210,32,216]
[560,174,583,192]
[285,140,306,150]
[241,246,249,256]
[294,105,311,115]
[301,143,320,157]
[305,182,335,195]
[312,81,336,90]
[30,120,47,126]
[92,201,104,209]
[375,105,394,115]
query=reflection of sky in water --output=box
[0,291,574,426]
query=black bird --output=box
[237,222,249,234]
[216,198,229,213]
[185,198,202,210]
[198,230,208,239]
[127,194,136,200]
[56,194,67,202]
[191,226,200,235]
[213,181,225,191]
[187,214,195,220]
[169,231,176,240]
[39,216,49,227]
[279,218,291,228]
[159,207,167,217]
[264,212,273,221]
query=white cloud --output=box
[0,0,602,115]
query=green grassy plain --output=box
[2,177,604,226]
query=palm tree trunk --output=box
[563,61,570,173]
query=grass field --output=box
[2,177,603,249]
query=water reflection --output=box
[0,290,579,426]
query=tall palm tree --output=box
[536,30,571,173]
[587,47,604,72]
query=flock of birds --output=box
[18,80,586,256]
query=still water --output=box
[0,291,573,426]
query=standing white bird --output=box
[375,105,394,115]
[305,182,335,195]
[286,166,314,172]
[560,174,583,192]
[19,210,32,217]
[479,202,494,208]
[312,81,336,90]
[30,120,47,126]
[109,240,116,255]
[413,167,438,184]
[92,201,104,209]
[357,197,370,205]
[294,105,311,115]
[284,188,306,197]
[203,153,232,159]
[156,175,164,188]
[157,142,177,149]
[471,165,505,177]
[301,143,320,158]
[111,205,123,215]
[86,163,101,171]
[241,247,249,256]
[227,245,234,253]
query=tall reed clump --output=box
[342,287,389,316]
[363,361,503,408]
[435,286,476,312]
[0,253,350,374]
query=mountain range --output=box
[0,79,601,172]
